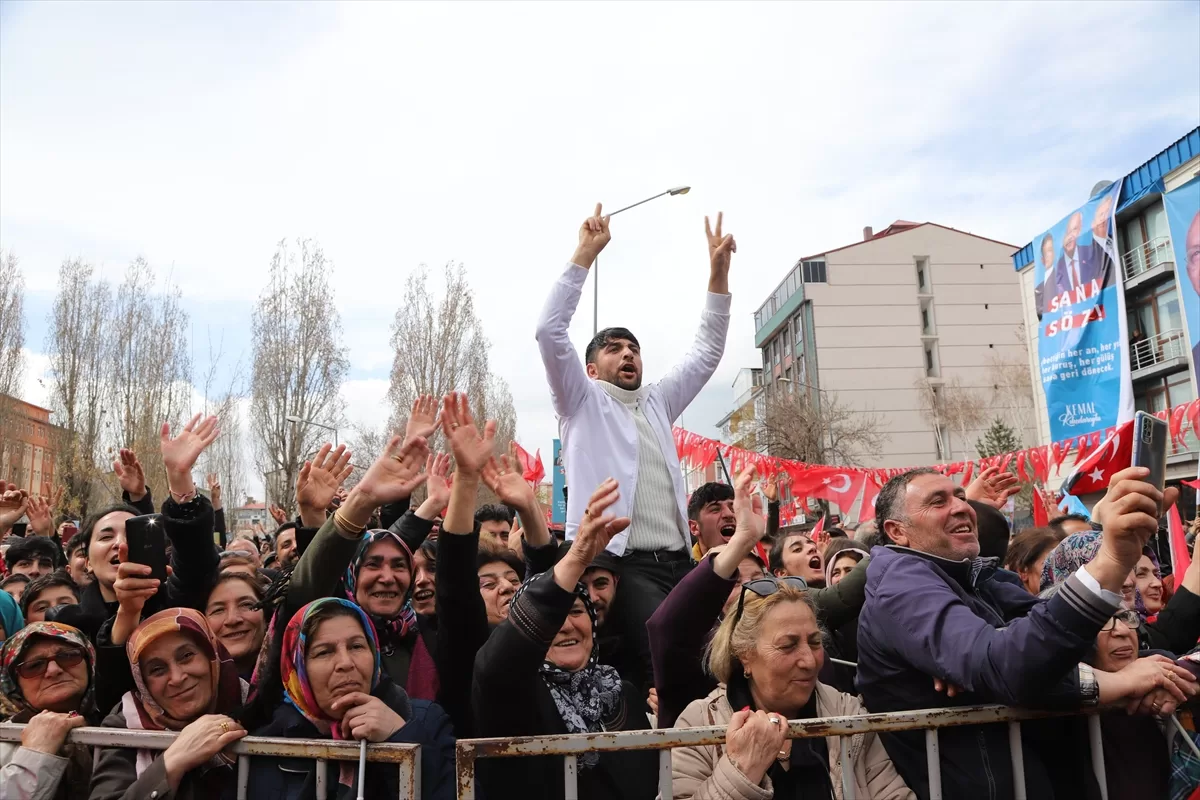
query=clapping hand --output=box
[440,393,496,477]
[965,466,1021,510]
[113,448,148,501]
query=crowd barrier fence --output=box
[2,704,1121,800]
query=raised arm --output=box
[159,415,220,608]
[534,204,611,418]
[657,213,735,422]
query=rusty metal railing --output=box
[0,724,421,800]
[454,704,1109,800]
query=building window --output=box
[916,257,929,292]
[801,260,827,283]
[921,308,931,334]
[1127,283,1182,340]
[924,345,939,377]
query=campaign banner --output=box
[1162,177,1200,394]
[551,438,566,525]
[1033,182,1133,442]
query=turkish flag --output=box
[512,443,545,485]
[1063,419,1134,496]
[1169,503,1191,576]
[788,466,839,497]
[858,475,881,523]
[1183,479,1200,491]
[811,470,867,514]
[1032,488,1051,527]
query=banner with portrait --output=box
[1033,182,1133,441]
[1162,177,1200,394]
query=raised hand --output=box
[705,212,736,282]
[296,443,353,515]
[206,473,222,510]
[0,484,27,530]
[26,494,53,537]
[732,467,767,543]
[405,395,440,445]
[160,414,220,498]
[482,452,536,512]
[113,448,147,501]
[966,466,1021,510]
[420,452,453,513]
[571,203,612,268]
[556,479,629,588]
[269,504,289,525]
[761,472,780,504]
[352,435,431,508]
[440,392,496,477]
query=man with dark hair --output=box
[474,503,515,547]
[1049,513,1093,536]
[686,482,735,557]
[274,521,299,568]
[4,535,62,580]
[1,573,30,602]
[21,570,81,622]
[535,203,735,688]
[859,466,1192,799]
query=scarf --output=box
[343,530,419,653]
[0,622,95,720]
[823,546,869,587]
[0,588,23,644]
[123,608,247,777]
[1040,529,1160,618]
[511,575,623,768]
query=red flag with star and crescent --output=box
[811,470,867,514]
[1062,419,1133,497]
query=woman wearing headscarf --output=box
[88,608,248,800]
[1041,528,1200,655]
[245,596,455,800]
[0,585,23,642]
[472,478,658,800]
[0,622,94,800]
[204,571,268,681]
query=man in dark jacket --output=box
[857,466,1186,800]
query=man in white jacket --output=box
[534,203,734,687]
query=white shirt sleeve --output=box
[1073,565,1124,609]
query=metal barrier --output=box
[0,723,421,800]
[454,704,1106,800]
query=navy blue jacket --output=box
[857,545,1115,800]
[245,680,455,800]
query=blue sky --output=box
[2,1,1198,493]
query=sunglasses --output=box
[13,648,86,679]
[734,576,809,623]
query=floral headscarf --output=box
[280,597,381,738]
[509,573,622,768]
[0,622,95,720]
[1040,529,1160,618]
[122,608,247,776]
[342,530,418,653]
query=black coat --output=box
[245,680,456,800]
[472,570,658,800]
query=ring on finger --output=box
[220,721,230,733]
[769,716,781,726]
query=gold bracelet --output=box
[333,508,366,536]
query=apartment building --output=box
[0,396,61,495]
[1012,127,1200,489]
[749,222,1034,469]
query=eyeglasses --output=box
[13,648,86,679]
[734,576,809,623]
[1100,610,1142,633]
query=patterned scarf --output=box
[123,608,248,776]
[343,530,419,655]
[510,575,623,768]
[0,622,95,720]
[280,597,381,738]
[1040,529,1160,618]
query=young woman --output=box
[245,597,455,800]
[0,622,95,800]
[88,608,248,800]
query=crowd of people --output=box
[0,205,1198,800]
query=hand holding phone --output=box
[124,514,169,583]
[1132,412,1168,516]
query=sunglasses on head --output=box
[13,647,86,679]
[734,576,808,622]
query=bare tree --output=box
[914,376,988,461]
[987,324,1036,444]
[345,422,388,487]
[250,239,349,514]
[752,386,885,466]
[0,250,26,473]
[196,331,249,509]
[45,259,113,517]
[385,262,517,455]
[107,257,192,501]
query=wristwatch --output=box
[1078,663,1099,707]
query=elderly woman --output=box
[672,578,913,799]
[472,478,658,800]
[244,597,455,800]
[0,622,95,800]
[204,572,267,681]
[88,608,248,800]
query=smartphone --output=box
[1132,411,1168,513]
[124,514,169,583]
[61,522,78,541]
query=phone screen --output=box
[124,514,169,583]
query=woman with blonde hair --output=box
[672,576,913,799]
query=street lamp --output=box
[594,185,691,334]
[285,414,339,447]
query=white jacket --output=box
[535,263,731,555]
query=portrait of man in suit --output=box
[1081,193,1117,268]
[1053,211,1106,297]
[1034,232,1056,318]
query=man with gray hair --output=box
[857,466,1195,799]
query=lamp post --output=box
[593,185,691,335]
[285,414,339,447]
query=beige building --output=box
[750,221,1034,469]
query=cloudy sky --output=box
[2,1,1198,497]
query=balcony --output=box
[1121,236,1174,285]
[1130,328,1189,376]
